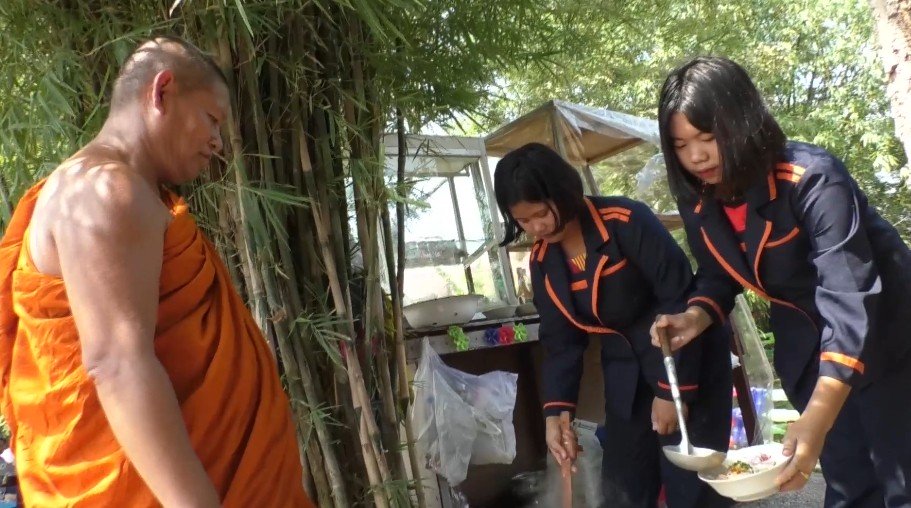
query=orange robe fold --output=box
[0,182,312,507]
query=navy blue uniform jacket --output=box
[682,141,911,401]
[532,196,716,419]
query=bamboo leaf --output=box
[233,0,255,37]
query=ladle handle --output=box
[656,321,674,358]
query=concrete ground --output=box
[742,474,826,507]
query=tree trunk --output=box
[870,0,911,162]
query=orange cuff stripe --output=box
[688,296,726,324]
[599,259,629,278]
[598,207,632,216]
[543,402,576,409]
[571,280,588,291]
[601,213,631,223]
[658,381,698,391]
[821,352,865,374]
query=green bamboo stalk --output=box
[392,107,428,508]
[301,152,391,508]
[214,31,272,339]
[226,18,355,506]
[292,119,354,508]
[0,174,13,227]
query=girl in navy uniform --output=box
[494,143,732,508]
[654,56,911,508]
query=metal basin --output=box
[515,302,537,316]
[482,304,518,320]
[403,294,483,329]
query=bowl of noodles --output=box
[697,443,791,502]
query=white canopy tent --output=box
[485,100,681,229]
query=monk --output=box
[0,37,313,507]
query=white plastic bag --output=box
[634,153,676,213]
[410,338,518,485]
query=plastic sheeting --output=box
[410,339,519,486]
[484,100,659,165]
[382,133,487,177]
[730,295,776,447]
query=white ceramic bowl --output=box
[698,443,791,502]
[403,294,483,329]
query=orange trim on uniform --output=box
[694,199,703,214]
[536,241,548,262]
[658,381,698,392]
[590,255,610,324]
[766,172,777,200]
[585,197,609,241]
[701,227,768,298]
[821,352,865,374]
[543,401,577,410]
[598,207,632,216]
[776,172,802,183]
[545,275,626,338]
[688,296,726,324]
[776,163,806,176]
[766,226,800,248]
[599,259,629,278]
[775,163,806,184]
[601,213,631,223]
[700,227,819,333]
[754,220,773,290]
[571,280,588,292]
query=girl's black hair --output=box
[658,56,786,203]
[493,142,585,245]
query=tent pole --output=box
[583,163,599,194]
[477,149,517,304]
[449,176,475,293]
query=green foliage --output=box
[476,0,910,240]
[744,290,772,333]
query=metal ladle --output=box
[657,326,726,472]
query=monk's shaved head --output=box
[110,35,227,110]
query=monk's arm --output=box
[55,170,220,508]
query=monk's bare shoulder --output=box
[31,155,170,276]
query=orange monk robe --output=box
[0,182,313,507]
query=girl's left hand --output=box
[776,414,826,492]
